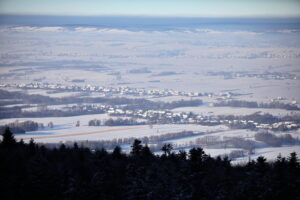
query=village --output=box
[0,82,299,134]
[2,82,232,99]
[103,105,300,132]
[1,95,298,133]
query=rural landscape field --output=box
[0,16,300,163]
[1,1,300,199]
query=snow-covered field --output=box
[1,18,300,162]
[11,123,227,143]
[165,129,257,146]
[25,89,83,98]
[0,20,300,101]
[232,145,300,164]
[0,114,111,127]
[1,113,299,162]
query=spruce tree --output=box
[1,127,16,147]
[112,146,122,159]
[161,143,173,156]
[130,139,142,156]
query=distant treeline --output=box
[0,106,106,119]
[88,118,145,126]
[0,89,55,105]
[219,113,293,124]
[88,119,102,126]
[214,100,300,110]
[104,118,145,126]
[0,89,202,109]
[194,136,256,154]
[0,89,156,106]
[1,129,300,200]
[255,131,300,147]
[44,130,299,157]
[0,120,42,134]
[0,89,202,119]
[44,131,202,151]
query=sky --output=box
[0,0,300,17]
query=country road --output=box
[17,126,145,140]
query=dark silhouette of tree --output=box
[73,142,79,150]
[178,150,187,160]
[48,122,54,128]
[112,146,123,159]
[189,147,207,163]
[161,143,173,156]
[1,127,16,147]
[256,156,267,172]
[140,144,153,159]
[130,139,143,156]
[1,137,300,200]
[288,152,300,168]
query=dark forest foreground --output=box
[0,128,300,200]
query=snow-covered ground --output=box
[1,113,299,162]
[0,114,111,126]
[10,123,227,143]
[1,19,300,163]
[25,89,83,98]
[232,145,300,164]
[165,129,257,146]
[0,23,300,101]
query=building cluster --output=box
[1,83,298,132]
[107,106,299,131]
[2,82,207,98]
[223,119,299,132]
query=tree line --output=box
[1,128,300,200]
[89,118,145,126]
[255,131,300,147]
[43,131,202,151]
[0,120,43,134]
[214,100,300,110]
[0,89,202,119]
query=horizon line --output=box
[1,13,300,19]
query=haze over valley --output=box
[1,16,300,162]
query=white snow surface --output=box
[11,124,228,143]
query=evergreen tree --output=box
[288,152,299,168]
[112,146,122,159]
[1,127,16,147]
[130,139,142,156]
[140,145,153,158]
[189,147,206,162]
[161,143,173,156]
[1,135,300,200]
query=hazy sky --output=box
[0,0,300,17]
